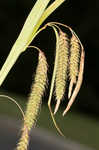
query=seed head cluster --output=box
[16,22,85,149]
[50,23,84,115]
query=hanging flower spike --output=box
[63,42,85,116]
[47,25,65,137]
[68,35,80,99]
[54,31,69,114]
[16,50,48,150]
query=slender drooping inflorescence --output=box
[69,35,80,83]
[54,31,69,114]
[16,51,48,150]
[63,47,85,116]
[68,35,80,99]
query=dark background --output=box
[0,0,99,116]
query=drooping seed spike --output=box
[16,51,48,150]
[47,26,65,137]
[68,35,80,98]
[54,31,69,114]
[63,48,85,116]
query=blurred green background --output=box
[0,89,99,150]
[0,0,99,150]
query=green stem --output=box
[0,0,65,87]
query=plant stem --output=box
[0,0,65,87]
[0,0,50,86]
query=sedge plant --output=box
[0,0,85,150]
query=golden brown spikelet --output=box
[63,48,85,116]
[68,35,80,98]
[16,51,48,150]
[69,35,80,82]
[54,31,69,114]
